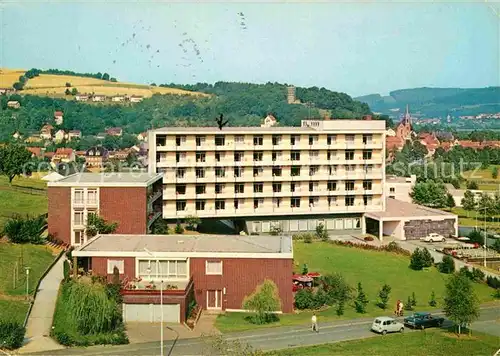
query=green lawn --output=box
[462,165,500,181]
[0,176,47,229]
[215,242,497,333]
[268,329,500,356]
[451,207,500,231]
[0,242,56,322]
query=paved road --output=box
[27,306,499,356]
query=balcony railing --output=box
[121,277,194,299]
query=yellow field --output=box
[0,69,208,98]
[0,68,25,87]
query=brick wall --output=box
[190,258,294,313]
[404,219,456,240]
[91,257,136,282]
[99,187,147,234]
[48,187,71,244]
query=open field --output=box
[1,69,208,98]
[462,165,500,181]
[215,241,496,332]
[451,207,500,230]
[0,242,56,322]
[0,176,47,229]
[268,329,500,356]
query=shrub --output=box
[410,248,424,270]
[301,264,309,275]
[470,268,485,283]
[242,280,281,324]
[378,284,391,309]
[354,282,369,313]
[63,260,71,282]
[486,276,500,289]
[429,290,437,307]
[468,230,483,244]
[328,240,410,256]
[421,248,434,268]
[86,214,117,238]
[439,255,455,274]
[151,219,169,234]
[411,292,417,307]
[319,273,352,307]
[174,223,184,234]
[364,235,374,242]
[336,301,345,316]
[303,234,312,244]
[315,223,329,241]
[269,225,283,236]
[294,288,315,310]
[65,82,71,87]
[0,321,25,350]
[2,214,46,244]
[404,296,413,311]
[184,215,201,231]
[466,181,479,190]
[293,232,315,242]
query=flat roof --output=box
[73,234,293,259]
[47,172,163,187]
[366,198,457,220]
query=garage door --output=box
[123,303,180,323]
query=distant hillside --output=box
[0,68,207,99]
[355,86,500,117]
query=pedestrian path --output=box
[18,256,65,354]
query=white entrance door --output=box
[206,290,222,310]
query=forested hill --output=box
[0,81,371,141]
[355,86,500,117]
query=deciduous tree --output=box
[242,280,281,324]
[0,144,32,183]
[443,273,480,335]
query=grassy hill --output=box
[355,87,500,117]
[0,68,207,99]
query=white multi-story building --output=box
[148,119,386,235]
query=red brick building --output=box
[48,173,163,246]
[73,233,294,323]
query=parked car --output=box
[404,312,444,330]
[371,317,404,335]
[421,233,446,243]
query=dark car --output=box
[404,312,445,329]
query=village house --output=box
[418,132,440,157]
[54,111,64,125]
[7,101,20,109]
[106,127,123,137]
[54,129,68,143]
[129,95,143,103]
[261,114,278,128]
[109,149,130,161]
[26,147,44,158]
[40,124,54,140]
[52,148,75,165]
[0,88,14,95]
[136,132,148,142]
[111,95,126,102]
[12,131,21,140]
[92,94,107,102]
[68,130,82,141]
[25,134,42,144]
[85,146,109,168]
[75,94,90,102]
[96,132,107,140]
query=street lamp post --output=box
[144,248,163,356]
[25,267,30,299]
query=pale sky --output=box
[1,0,499,96]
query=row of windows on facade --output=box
[74,189,98,204]
[160,134,375,147]
[167,150,374,163]
[107,259,222,278]
[251,217,362,232]
[175,195,374,211]
[175,180,375,195]
[167,165,377,178]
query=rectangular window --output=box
[176,152,186,162]
[327,135,337,145]
[138,260,188,279]
[196,168,205,178]
[107,260,124,274]
[215,135,225,146]
[290,135,300,145]
[290,182,300,192]
[273,183,282,192]
[291,197,301,208]
[215,200,225,210]
[234,199,244,209]
[215,152,225,162]
[310,151,319,160]
[309,181,319,192]
[390,187,395,193]
[363,195,372,206]
[363,150,372,160]
[254,198,264,209]
[345,150,355,160]
[253,135,263,146]
[74,189,84,204]
[309,196,319,207]
[364,164,373,173]
[196,152,206,162]
[73,210,84,225]
[176,168,186,178]
[328,196,337,206]
[215,183,225,194]
[272,135,282,145]
[215,168,225,178]
[329,165,337,175]
[345,196,355,206]
[345,180,355,191]
[196,184,206,194]
[235,135,244,144]
[195,200,206,210]
[234,151,244,162]
[253,166,263,177]
[362,134,372,144]
[176,135,186,146]
[206,261,223,275]
[176,184,186,195]
[176,200,186,211]
[345,134,355,143]
[273,198,282,208]
[235,184,244,194]
[253,183,263,193]
[363,180,372,190]
[291,166,300,176]
[74,230,84,245]
[234,167,244,177]
[327,150,337,160]
[309,135,318,145]
[272,167,282,176]
[253,151,263,161]
[87,189,97,204]
[272,151,282,161]
[327,181,337,191]
[195,135,206,146]
[290,151,300,161]
[346,165,356,172]
[309,166,319,176]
